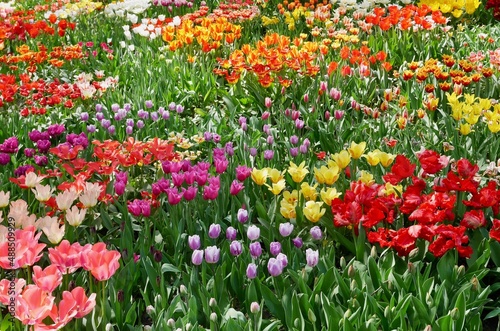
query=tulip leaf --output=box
[261,283,286,323]
[411,296,431,325]
[437,250,456,282]
[161,263,180,274]
[125,302,137,324]
[333,267,350,301]
[367,256,381,290]
[437,314,452,331]
[490,240,500,268]
[454,291,466,331]
[188,296,198,325]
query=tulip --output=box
[267,258,283,277]
[192,250,204,265]
[276,253,288,268]
[33,265,63,293]
[306,249,319,267]
[229,241,242,256]
[237,208,248,223]
[279,222,294,237]
[288,161,309,183]
[246,263,258,279]
[269,242,281,256]
[205,246,220,264]
[249,242,262,258]
[310,226,323,240]
[188,235,201,250]
[348,141,367,159]
[208,224,221,239]
[226,227,237,241]
[83,243,121,281]
[66,206,87,227]
[251,168,268,186]
[250,302,260,314]
[303,201,326,223]
[292,237,303,248]
[247,225,260,241]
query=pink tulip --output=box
[0,226,45,269]
[16,285,55,325]
[33,265,63,293]
[0,278,26,305]
[82,243,121,281]
[48,240,92,274]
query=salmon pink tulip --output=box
[33,265,63,293]
[82,243,121,281]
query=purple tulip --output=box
[237,208,248,223]
[247,225,260,241]
[306,249,319,267]
[270,242,281,256]
[188,235,201,250]
[267,258,283,277]
[292,237,303,248]
[249,242,262,259]
[276,253,288,268]
[226,227,237,241]
[192,250,204,265]
[246,263,257,279]
[205,246,220,264]
[229,241,242,256]
[208,224,221,239]
[310,226,323,240]
[279,223,294,237]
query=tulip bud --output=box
[471,277,479,291]
[250,302,260,314]
[407,262,415,274]
[246,263,258,279]
[344,309,352,318]
[210,312,217,322]
[185,323,191,331]
[146,305,155,315]
[450,307,459,320]
[167,318,175,327]
[409,247,419,259]
[384,306,391,319]
[348,265,355,278]
[457,265,465,277]
[105,324,113,331]
[208,224,221,239]
[350,279,357,291]
[117,290,124,302]
[180,285,187,295]
[307,308,316,323]
[340,256,346,269]
[370,246,377,259]
[209,298,217,308]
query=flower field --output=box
[1,0,500,329]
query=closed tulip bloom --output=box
[348,141,367,159]
[292,237,303,248]
[249,242,262,258]
[208,224,221,239]
[276,253,288,268]
[303,201,326,223]
[192,250,204,265]
[229,241,242,256]
[37,216,65,244]
[226,227,237,241]
[230,180,244,195]
[267,258,283,277]
[279,222,294,237]
[247,225,260,241]
[306,248,319,267]
[0,191,9,208]
[237,208,248,223]
[269,242,281,256]
[310,226,323,240]
[331,150,351,169]
[205,246,220,264]
[246,263,257,279]
[188,235,201,250]
[251,168,268,186]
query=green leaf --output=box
[437,250,456,282]
[188,296,198,325]
[411,296,431,325]
[125,302,137,324]
[454,291,466,331]
[437,314,452,331]
[161,263,180,273]
[261,284,286,323]
[367,256,381,290]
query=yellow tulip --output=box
[303,201,326,223]
[378,152,396,167]
[314,166,339,185]
[459,123,473,135]
[251,168,268,186]
[283,190,299,204]
[280,200,296,219]
[320,187,341,206]
[383,182,403,196]
[363,149,381,166]
[348,141,366,159]
[266,179,286,195]
[331,150,351,169]
[358,171,375,185]
[300,182,318,201]
[288,161,309,183]
[268,168,285,184]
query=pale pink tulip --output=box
[0,278,26,305]
[16,285,55,325]
[48,240,92,274]
[33,265,62,293]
